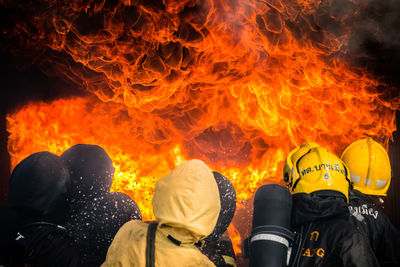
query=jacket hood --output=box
[61,144,114,199]
[8,151,70,223]
[152,159,221,243]
[206,171,236,241]
[292,190,349,226]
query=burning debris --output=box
[1,0,400,257]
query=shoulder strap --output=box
[146,222,158,267]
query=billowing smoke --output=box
[315,0,400,89]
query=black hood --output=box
[61,144,114,199]
[292,190,349,226]
[8,151,70,223]
[207,171,237,241]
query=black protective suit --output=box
[290,190,380,267]
[61,144,142,267]
[349,190,400,267]
[0,151,80,267]
[200,171,237,267]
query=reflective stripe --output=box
[251,233,289,248]
[287,247,292,266]
[15,232,24,241]
[350,173,360,183]
[222,255,237,266]
[365,178,372,185]
[376,180,387,187]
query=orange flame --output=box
[4,0,400,260]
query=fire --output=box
[228,224,243,254]
[3,0,400,259]
[6,96,283,221]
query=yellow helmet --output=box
[291,147,351,202]
[283,142,320,187]
[340,138,391,196]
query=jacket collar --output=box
[349,189,374,204]
[157,224,202,247]
[292,190,349,226]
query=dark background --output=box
[0,51,85,203]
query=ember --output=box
[2,0,400,257]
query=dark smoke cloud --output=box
[315,0,400,89]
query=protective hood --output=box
[60,144,114,199]
[152,159,221,243]
[8,151,70,222]
[207,171,236,241]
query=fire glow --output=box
[4,0,400,256]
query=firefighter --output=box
[101,159,221,267]
[284,145,379,267]
[0,151,80,266]
[61,144,142,267]
[201,171,237,267]
[340,137,400,266]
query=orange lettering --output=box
[310,231,319,241]
[302,248,312,257]
[316,248,325,258]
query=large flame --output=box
[4,0,400,258]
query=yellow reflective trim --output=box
[222,255,237,266]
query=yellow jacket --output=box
[102,159,221,267]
